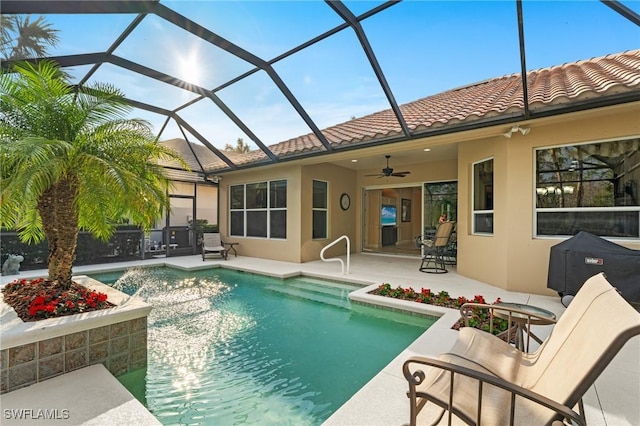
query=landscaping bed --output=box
[369,283,509,334]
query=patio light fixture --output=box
[503,125,531,138]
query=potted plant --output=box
[0,60,186,319]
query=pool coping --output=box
[0,260,536,425]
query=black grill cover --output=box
[547,231,640,303]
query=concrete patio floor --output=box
[1,253,638,425]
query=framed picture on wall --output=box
[401,198,411,222]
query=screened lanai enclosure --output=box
[1,1,639,267]
[4,1,638,173]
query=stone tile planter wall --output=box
[0,276,151,394]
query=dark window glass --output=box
[247,211,267,237]
[535,139,640,237]
[312,211,327,239]
[537,211,639,238]
[536,141,640,208]
[229,180,287,239]
[423,181,457,230]
[270,180,287,208]
[474,213,494,234]
[230,186,244,209]
[313,180,328,209]
[474,159,493,210]
[270,210,287,239]
[473,159,493,234]
[246,183,267,209]
[230,211,244,236]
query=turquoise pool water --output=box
[90,267,433,425]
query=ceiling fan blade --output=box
[391,171,411,177]
[364,173,384,177]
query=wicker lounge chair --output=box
[202,232,227,261]
[403,273,640,425]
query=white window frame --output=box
[312,179,328,239]
[229,179,287,239]
[472,157,494,235]
[533,138,640,238]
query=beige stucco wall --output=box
[217,162,357,263]
[458,104,640,295]
[214,103,638,295]
[457,137,510,288]
[217,164,303,263]
[300,163,358,262]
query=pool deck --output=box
[1,254,638,425]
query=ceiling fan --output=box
[365,155,411,178]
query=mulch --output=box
[2,279,114,322]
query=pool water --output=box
[90,267,433,425]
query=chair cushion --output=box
[415,353,559,425]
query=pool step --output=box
[289,277,362,292]
[284,279,358,299]
[264,283,351,309]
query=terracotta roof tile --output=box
[201,50,639,171]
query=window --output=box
[423,181,458,231]
[229,180,287,238]
[312,180,328,239]
[535,138,640,238]
[472,158,494,234]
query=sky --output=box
[31,1,640,150]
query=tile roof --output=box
[184,49,640,172]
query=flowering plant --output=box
[2,277,112,322]
[370,283,509,334]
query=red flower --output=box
[4,277,112,320]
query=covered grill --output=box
[547,231,640,304]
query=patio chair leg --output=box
[419,252,448,274]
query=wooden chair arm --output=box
[402,355,585,426]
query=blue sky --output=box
[43,1,639,149]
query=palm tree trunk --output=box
[37,177,79,289]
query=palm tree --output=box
[0,60,186,288]
[1,15,60,60]
[224,137,251,153]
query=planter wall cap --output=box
[1,276,151,350]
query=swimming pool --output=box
[90,267,433,425]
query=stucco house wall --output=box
[458,104,640,295]
[217,101,638,295]
[217,162,358,263]
[216,104,638,296]
[218,164,303,263]
[300,163,358,262]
